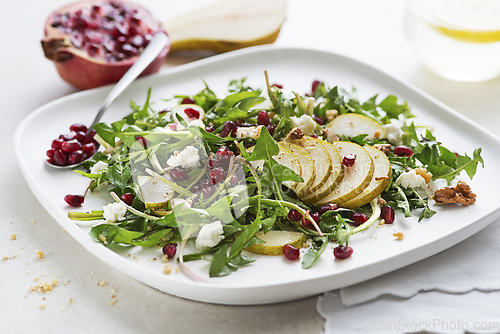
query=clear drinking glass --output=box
[404,0,500,82]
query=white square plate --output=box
[14,46,500,305]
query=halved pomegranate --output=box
[41,0,170,90]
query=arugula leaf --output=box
[302,236,328,269]
[378,95,412,121]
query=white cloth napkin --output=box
[317,221,500,334]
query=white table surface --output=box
[2,0,500,333]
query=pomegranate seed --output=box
[61,131,77,141]
[53,149,68,165]
[121,43,137,56]
[86,44,100,57]
[82,142,96,156]
[85,129,97,144]
[75,131,86,144]
[68,151,84,164]
[257,111,270,126]
[394,146,413,157]
[135,136,147,147]
[271,83,283,89]
[283,244,299,261]
[181,97,195,104]
[220,120,237,138]
[162,243,177,258]
[170,167,189,182]
[311,134,318,138]
[70,123,88,133]
[200,179,215,198]
[267,125,277,136]
[216,146,234,168]
[381,205,395,224]
[230,175,240,185]
[209,167,226,185]
[312,80,321,94]
[51,138,64,150]
[334,246,353,260]
[287,209,302,222]
[128,34,144,48]
[120,193,135,206]
[207,157,219,169]
[190,184,201,193]
[217,146,234,156]
[302,212,320,228]
[350,212,368,226]
[61,139,82,153]
[318,204,338,216]
[313,115,325,125]
[342,154,356,167]
[46,149,56,159]
[205,125,215,133]
[184,107,200,119]
[64,194,84,207]
[159,108,170,114]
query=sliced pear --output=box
[300,141,344,204]
[245,231,306,256]
[315,141,374,205]
[327,113,385,141]
[163,0,286,53]
[136,176,173,209]
[279,142,315,196]
[285,137,332,193]
[170,104,205,123]
[341,145,392,209]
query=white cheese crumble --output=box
[103,202,127,223]
[236,125,263,140]
[91,161,108,174]
[166,146,200,169]
[396,169,426,189]
[195,221,225,249]
[188,119,206,129]
[383,123,403,146]
[290,114,316,135]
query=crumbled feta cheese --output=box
[90,161,108,175]
[195,221,225,249]
[236,125,263,140]
[188,119,206,129]
[281,89,296,100]
[166,146,200,168]
[103,202,127,223]
[290,115,316,135]
[396,169,426,189]
[383,123,403,146]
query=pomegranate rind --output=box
[42,0,170,90]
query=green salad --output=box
[68,73,484,279]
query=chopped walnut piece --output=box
[325,109,338,121]
[433,181,476,205]
[36,250,44,260]
[287,127,305,140]
[374,131,381,139]
[11,234,17,240]
[374,144,391,156]
[393,232,404,240]
[415,167,432,184]
[164,265,173,274]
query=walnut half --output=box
[433,181,476,205]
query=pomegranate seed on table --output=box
[184,107,200,119]
[342,154,356,167]
[162,243,177,258]
[381,205,395,224]
[318,204,338,216]
[181,97,195,105]
[349,212,368,226]
[288,209,303,222]
[64,194,84,207]
[120,193,135,206]
[209,167,226,185]
[283,244,300,261]
[257,111,270,126]
[394,146,414,157]
[334,246,353,260]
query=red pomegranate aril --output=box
[70,123,88,133]
[334,246,353,260]
[318,203,338,216]
[53,149,68,165]
[181,97,195,105]
[61,139,82,153]
[217,146,233,157]
[135,135,147,147]
[128,34,144,48]
[200,179,214,197]
[283,244,299,261]
[272,83,283,89]
[350,212,368,226]
[190,184,201,193]
[82,142,97,156]
[381,205,395,224]
[51,138,64,150]
[207,157,219,169]
[209,167,226,185]
[230,175,240,185]
[46,149,56,159]
[394,146,414,157]
[162,243,177,258]
[61,131,77,141]
[68,151,84,164]
[170,167,189,182]
[205,125,215,133]
[75,131,86,144]
[287,209,302,222]
[312,80,321,94]
[70,33,84,48]
[313,115,325,125]
[64,194,84,207]
[257,110,270,126]
[220,120,237,138]
[184,107,200,119]
[302,212,320,228]
[342,154,356,167]
[120,193,135,206]
[267,125,277,136]
[311,134,318,138]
